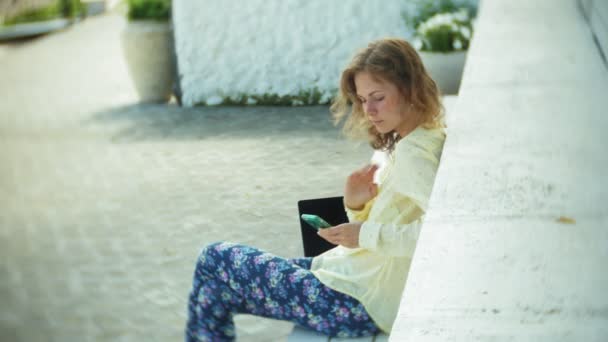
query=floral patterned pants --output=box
[185,242,381,341]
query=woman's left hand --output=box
[317,222,362,248]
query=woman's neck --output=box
[396,115,422,139]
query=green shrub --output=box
[196,88,334,107]
[415,9,473,52]
[58,0,85,19]
[403,0,477,32]
[2,0,84,26]
[127,0,171,21]
[3,3,60,25]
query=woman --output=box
[186,37,446,341]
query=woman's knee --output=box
[197,241,236,269]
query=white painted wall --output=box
[172,0,413,107]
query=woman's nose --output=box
[365,102,377,115]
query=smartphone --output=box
[301,214,332,230]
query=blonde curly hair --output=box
[331,38,445,152]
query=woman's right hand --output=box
[344,164,379,210]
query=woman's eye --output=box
[374,97,384,102]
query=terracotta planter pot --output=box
[419,50,467,95]
[121,21,174,103]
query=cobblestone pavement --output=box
[0,13,457,342]
[0,14,373,342]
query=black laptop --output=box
[297,196,349,257]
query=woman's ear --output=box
[400,98,413,117]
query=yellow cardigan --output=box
[311,125,446,333]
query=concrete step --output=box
[288,326,388,342]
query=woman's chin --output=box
[375,126,391,134]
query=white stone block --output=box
[429,83,608,220]
[391,0,608,340]
[288,326,329,342]
[393,217,608,341]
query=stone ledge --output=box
[390,0,608,340]
[288,325,389,342]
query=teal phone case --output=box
[301,214,331,230]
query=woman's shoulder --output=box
[395,125,446,158]
[389,125,445,211]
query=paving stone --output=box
[0,12,457,342]
[0,25,367,341]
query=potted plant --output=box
[121,0,174,103]
[406,1,476,94]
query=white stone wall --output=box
[392,0,608,340]
[172,0,413,107]
[581,0,608,59]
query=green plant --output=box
[2,0,83,26]
[414,9,473,52]
[403,0,477,30]
[58,0,85,19]
[127,0,171,21]
[3,3,60,25]
[195,87,335,107]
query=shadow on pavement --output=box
[87,103,343,142]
